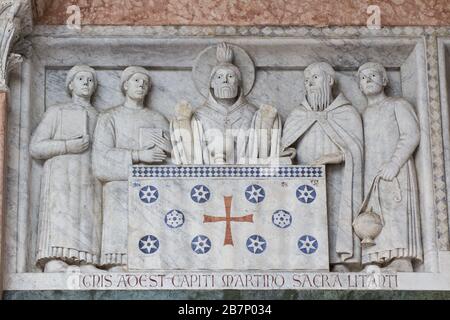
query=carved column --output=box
[0,0,32,298]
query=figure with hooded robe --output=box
[282,62,364,271]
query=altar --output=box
[2,0,450,299]
[128,165,328,271]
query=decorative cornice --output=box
[425,35,450,251]
[132,166,324,179]
[0,0,33,91]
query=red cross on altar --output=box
[203,196,254,246]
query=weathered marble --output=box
[0,0,34,298]
[8,33,434,271]
[2,24,450,296]
[0,91,7,294]
[92,66,171,270]
[438,38,450,255]
[5,288,450,300]
[171,42,283,165]
[128,166,328,271]
[34,0,450,27]
[30,65,102,273]
[4,271,450,291]
[357,62,423,272]
[282,62,363,271]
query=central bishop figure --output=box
[171,43,284,165]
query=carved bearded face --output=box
[69,71,96,98]
[359,68,386,96]
[124,73,151,100]
[210,67,239,100]
[304,66,334,111]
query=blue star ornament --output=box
[191,185,211,203]
[298,235,318,254]
[138,235,160,254]
[139,185,159,204]
[246,235,267,254]
[191,235,212,254]
[272,210,292,228]
[164,210,185,228]
[245,185,266,204]
[296,185,317,204]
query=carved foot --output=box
[382,258,413,272]
[43,260,69,273]
[331,264,350,272]
[108,265,127,273]
[66,265,81,273]
[362,264,382,273]
[80,264,106,273]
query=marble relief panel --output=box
[3,30,446,290]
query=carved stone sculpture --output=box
[358,62,423,272]
[281,62,363,271]
[92,66,171,271]
[171,42,284,165]
[0,0,32,90]
[30,65,102,273]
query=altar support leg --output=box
[0,92,8,298]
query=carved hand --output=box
[259,104,278,123]
[137,148,167,164]
[65,135,90,154]
[150,132,172,153]
[174,100,193,121]
[281,148,297,160]
[312,152,344,165]
[378,162,400,181]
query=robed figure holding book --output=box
[30,66,102,272]
[93,66,171,271]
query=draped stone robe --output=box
[30,103,101,268]
[93,105,170,267]
[362,97,423,264]
[171,93,282,165]
[282,94,363,266]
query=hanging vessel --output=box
[353,207,383,248]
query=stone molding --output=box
[0,0,32,91]
[31,25,450,38]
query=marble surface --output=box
[8,35,434,274]
[2,26,450,293]
[128,166,328,271]
[0,92,6,294]
[5,289,450,300]
[34,0,450,27]
[438,38,450,243]
[4,271,450,291]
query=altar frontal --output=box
[128,166,328,271]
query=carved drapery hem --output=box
[362,248,423,265]
[101,253,127,267]
[36,247,99,269]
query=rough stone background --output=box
[33,0,450,27]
